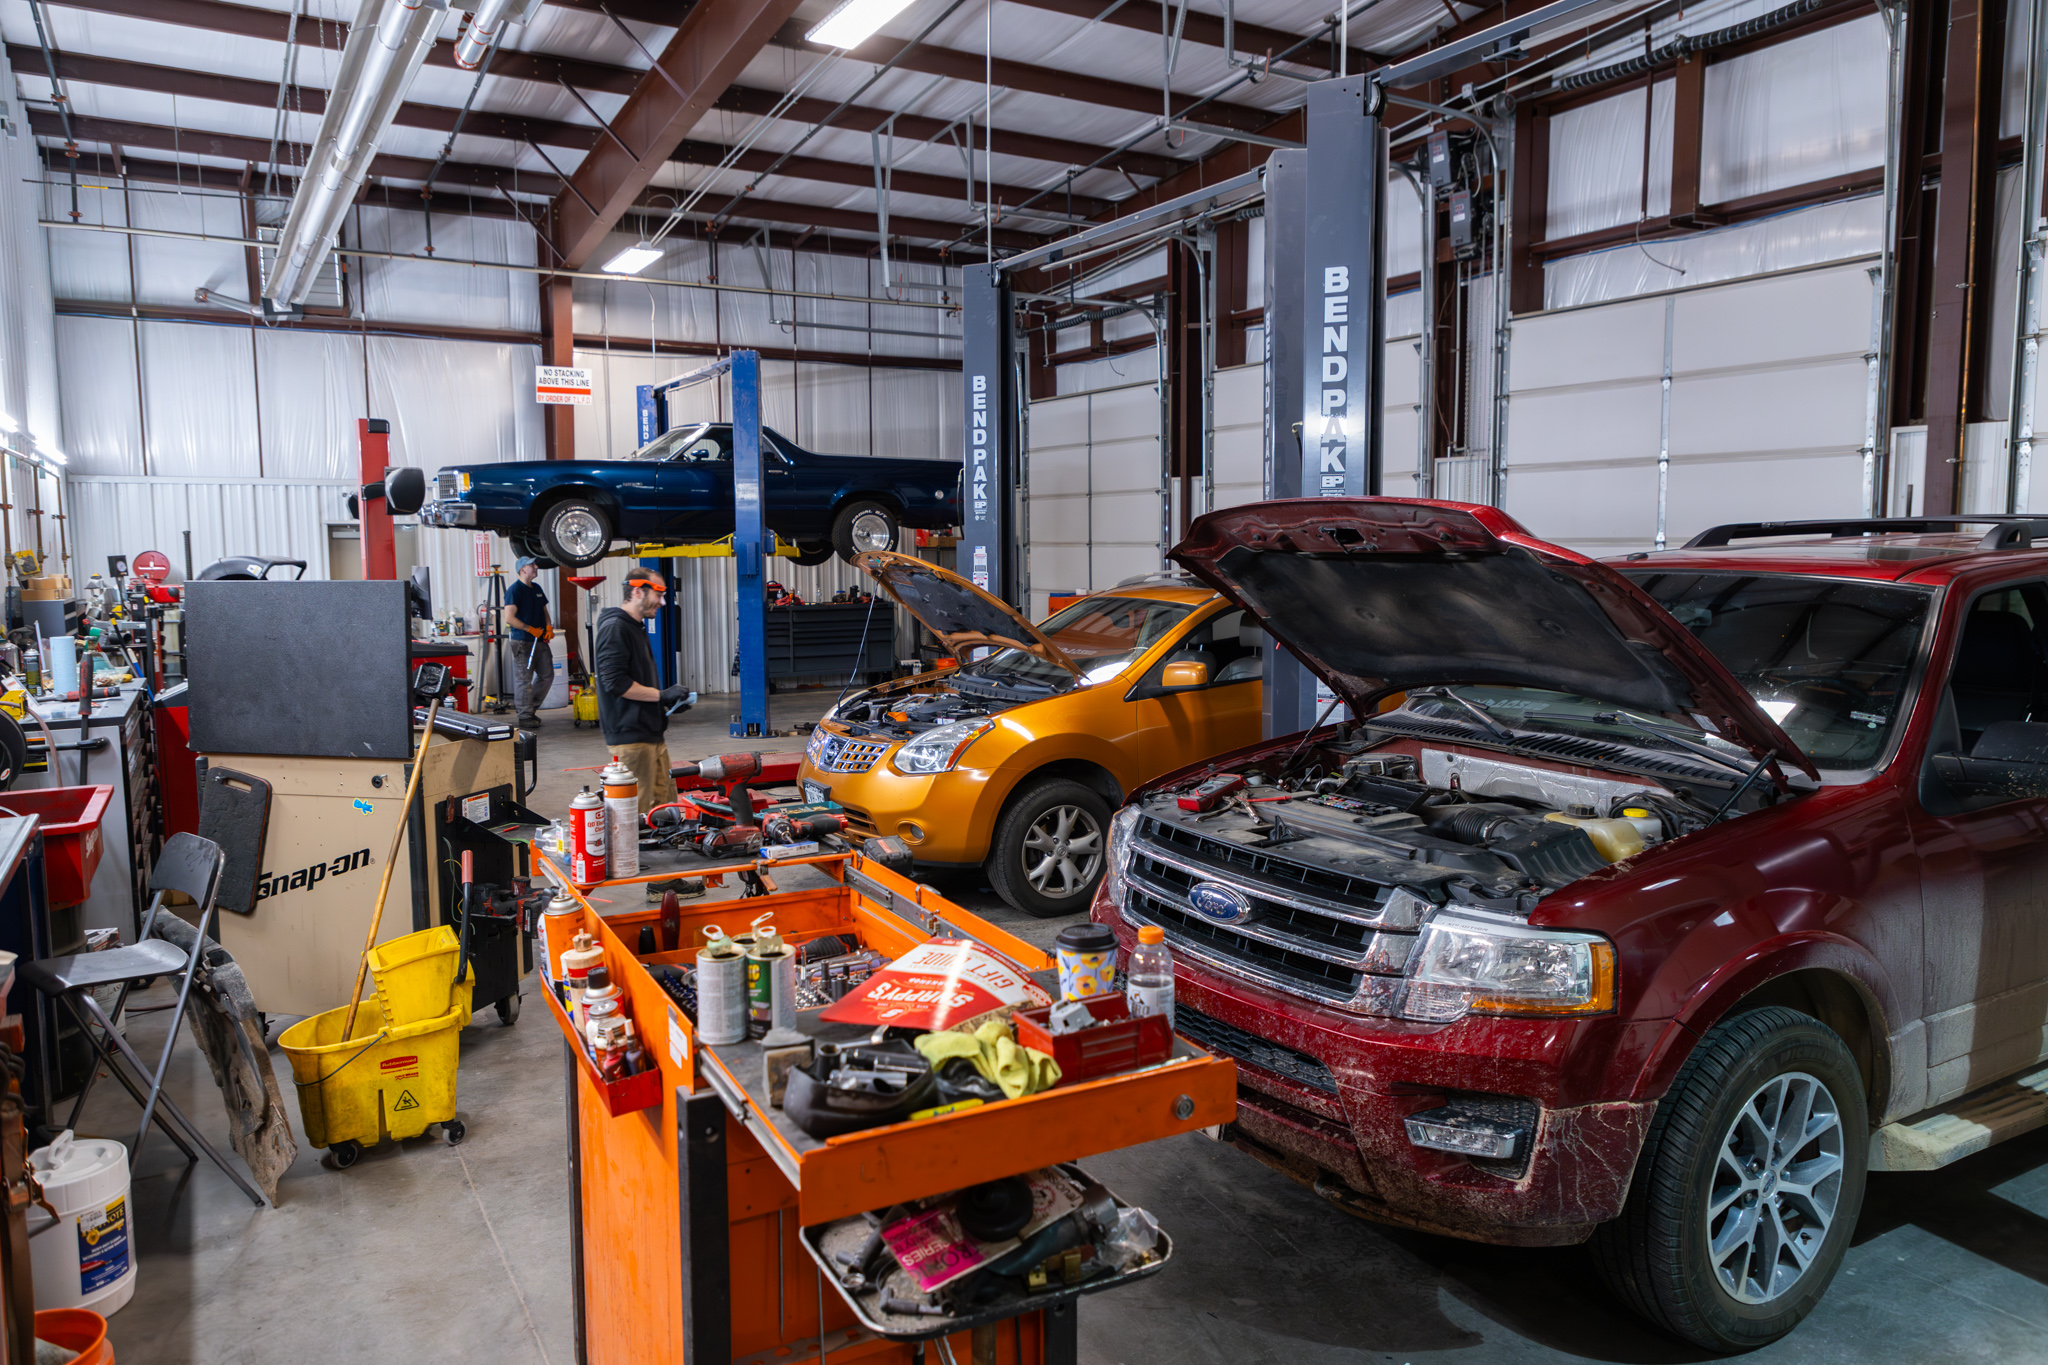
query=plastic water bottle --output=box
[1125,925,1175,1031]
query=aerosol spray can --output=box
[745,916,797,1034]
[600,757,639,879]
[569,786,607,886]
[695,925,749,1045]
[544,892,581,988]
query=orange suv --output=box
[799,551,1263,915]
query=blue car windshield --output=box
[629,424,729,462]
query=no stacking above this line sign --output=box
[535,366,593,406]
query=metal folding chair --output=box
[18,832,265,1206]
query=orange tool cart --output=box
[537,848,1236,1364]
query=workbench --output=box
[539,846,1236,1365]
[16,686,151,941]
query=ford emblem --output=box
[1187,881,1254,925]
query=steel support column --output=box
[731,350,769,735]
[1166,240,1205,535]
[959,264,1021,605]
[1919,0,2007,513]
[1258,149,1316,739]
[1301,76,1386,501]
[357,417,396,580]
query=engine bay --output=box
[1140,735,1718,915]
[826,678,1018,740]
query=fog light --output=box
[1403,1101,1532,1161]
[898,821,925,843]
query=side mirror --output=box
[1932,721,2048,803]
[1160,660,1209,689]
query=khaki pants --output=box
[611,741,678,816]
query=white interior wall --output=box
[50,186,966,658]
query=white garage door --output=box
[1024,380,1165,618]
[1503,260,1877,554]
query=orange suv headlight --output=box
[890,719,991,775]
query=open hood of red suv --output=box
[1170,499,1817,780]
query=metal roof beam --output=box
[40,0,1197,179]
[545,0,807,267]
[14,46,1114,215]
[710,85,1188,180]
[29,109,555,193]
[998,0,1379,74]
[767,19,1280,133]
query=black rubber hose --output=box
[1552,0,1829,92]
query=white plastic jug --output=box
[27,1130,135,1315]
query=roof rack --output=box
[1684,518,2048,552]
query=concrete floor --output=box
[87,692,2048,1363]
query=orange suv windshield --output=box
[976,595,1196,690]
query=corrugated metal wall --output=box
[50,189,964,660]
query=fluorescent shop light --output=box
[601,240,664,275]
[806,0,916,49]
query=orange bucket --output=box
[35,1307,113,1364]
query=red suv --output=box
[1096,500,2048,1352]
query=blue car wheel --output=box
[538,498,614,568]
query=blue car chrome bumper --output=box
[419,500,478,528]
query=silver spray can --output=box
[600,756,640,879]
[695,926,749,1045]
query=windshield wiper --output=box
[1590,711,1753,776]
[1411,687,1519,742]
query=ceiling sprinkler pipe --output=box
[262,0,447,306]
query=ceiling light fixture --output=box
[601,240,665,275]
[806,0,917,49]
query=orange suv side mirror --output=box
[1160,660,1209,689]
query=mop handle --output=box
[339,696,442,1042]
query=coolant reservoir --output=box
[1616,806,1663,844]
[1545,810,1647,862]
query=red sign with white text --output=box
[818,939,1051,1032]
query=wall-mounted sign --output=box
[535,366,592,406]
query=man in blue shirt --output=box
[503,556,552,727]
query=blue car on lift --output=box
[412,423,961,568]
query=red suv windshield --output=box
[1623,570,1933,769]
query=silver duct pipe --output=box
[261,0,449,308]
[454,0,538,69]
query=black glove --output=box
[659,683,692,707]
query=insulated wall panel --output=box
[56,314,141,476]
[256,329,366,481]
[355,208,540,332]
[139,320,260,478]
[367,335,544,470]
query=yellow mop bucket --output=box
[277,990,471,1167]
[367,925,466,1028]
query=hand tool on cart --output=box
[339,663,456,1042]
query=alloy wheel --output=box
[849,509,895,552]
[1020,804,1103,899]
[553,507,608,559]
[1706,1071,1845,1305]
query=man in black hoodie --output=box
[595,565,692,814]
